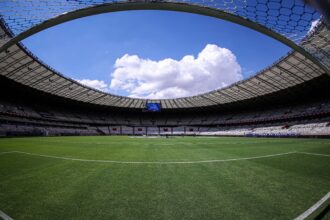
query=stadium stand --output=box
[0,72,329,137]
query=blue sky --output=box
[23,10,290,98]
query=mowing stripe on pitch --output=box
[0,210,13,220]
[294,192,330,220]
[0,151,296,164]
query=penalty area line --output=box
[0,210,13,220]
[0,151,296,164]
[294,192,330,220]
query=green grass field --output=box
[0,136,329,220]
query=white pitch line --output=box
[294,192,330,220]
[297,152,330,157]
[0,151,16,155]
[0,151,296,164]
[0,210,13,220]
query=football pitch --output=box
[0,136,329,220]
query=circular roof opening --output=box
[22,10,291,99]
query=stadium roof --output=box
[0,0,329,109]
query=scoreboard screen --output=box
[146,103,161,112]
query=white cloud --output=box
[109,44,242,99]
[308,19,320,33]
[77,79,108,92]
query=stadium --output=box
[0,0,329,219]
